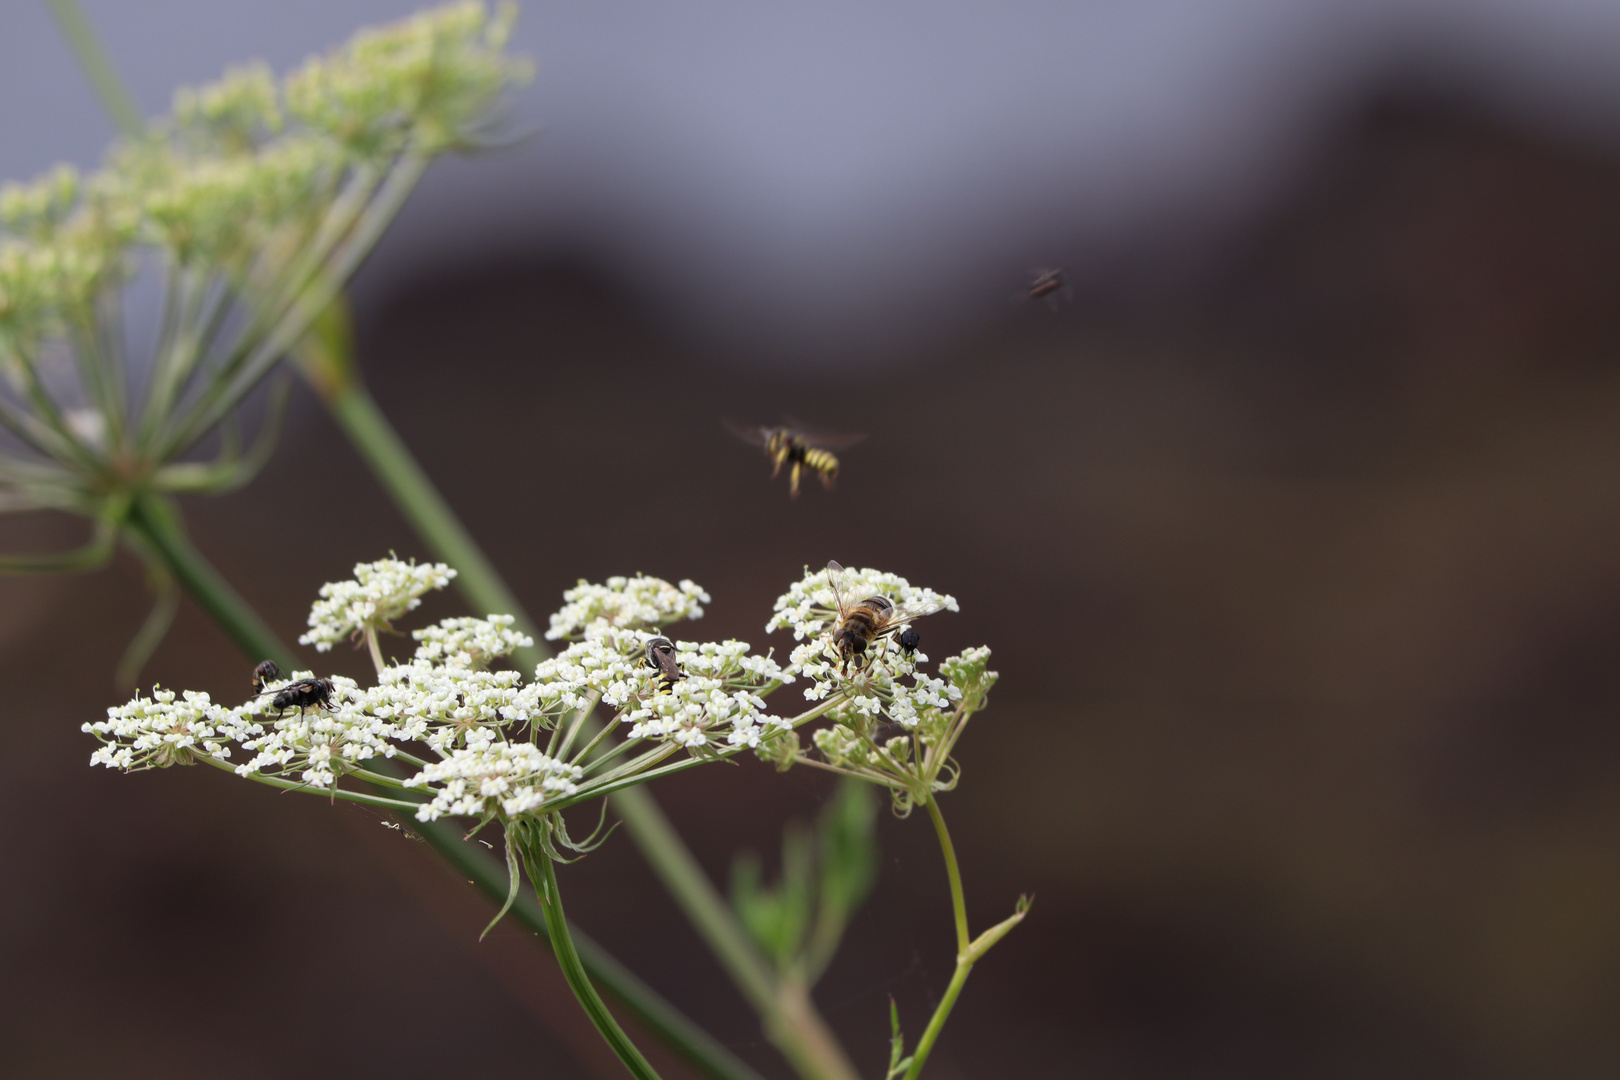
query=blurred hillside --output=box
[4,87,1620,1078]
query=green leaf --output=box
[886,996,909,1080]
[818,777,879,916]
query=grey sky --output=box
[4,1,1619,362]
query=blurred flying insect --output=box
[261,677,335,718]
[725,418,867,498]
[644,636,685,694]
[251,659,283,693]
[825,560,942,672]
[1024,266,1071,310]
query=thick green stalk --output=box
[316,376,546,668]
[43,0,145,138]
[535,843,662,1080]
[902,798,972,1080]
[411,810,764,1080]
[295,310,857,1078]
[614,786,859,1080]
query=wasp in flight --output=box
[251,659,283,693]
[262,677,335,718]
[825,560,942,671]
[725,418,867,498]
[644,636,685,694]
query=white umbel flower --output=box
[84,688,260,770]
[768,564,957,641]
[234,675,393,788]
[411,614,533,669]
[404,741,583,821]
[300,558,456,651]
[545,575,709,640]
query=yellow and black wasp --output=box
[725,418,867,498]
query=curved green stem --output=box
[926,798,970,957]
[900,798,1027,1080]
[532,839,662,1080]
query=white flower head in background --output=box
[545,574,710,641]
[412,613,533,669]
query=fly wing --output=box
[782,416,868,452]
[722,419,771,448]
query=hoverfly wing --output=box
[781,416,868,452]
[722,418,772,448]
[825,560,852,617]
[887,599,945,626]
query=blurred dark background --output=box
[5,2,1620,1078]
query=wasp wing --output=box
[722,419,772,448]
[782,416,868,452]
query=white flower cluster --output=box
[545,575,710,640]
[411,614,532,668]
[368,660,540,752]
[233,674,396,789]
[404,740,583,821]
[617,640,792,749]
[532,631,791,751]
[300,558,456,651]
[84,689,260,770]
[767,563,958,702]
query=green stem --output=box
[901,798,1027,1080]
[613,787,859,1080]
[406,810,763,1080]
[926,797,970,957]
[901,959,971,1080]
[315,377,546,668]
[44,0,145,138]
[533,840,662,1080]
[124,491,295,669]
[297,306,855,1079]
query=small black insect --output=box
[251,659,283,693]
[644,637,684,694]
[264,677,335,718]
[896,627,921,656]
